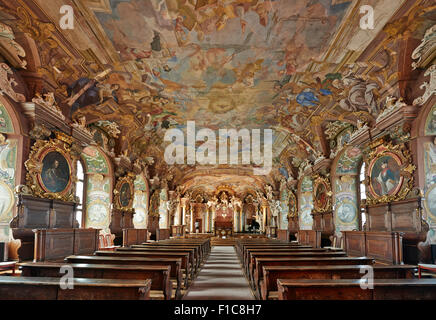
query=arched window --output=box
[75,160,85,227]
[359,162,367,229]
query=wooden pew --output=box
[261,264,416,300]
[120,246,198,272]
[249,251,347,284]
[277,278,436,300]
[65,255,184,292]
[243,247,337,270]
[19,262,173,300]
[149,240,211,258]
[95,250,193,283]
[253,256,375,291]
[133,244,203,264]
[0,276,151,300]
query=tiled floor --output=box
[183,246,255,300]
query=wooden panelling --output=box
[343,231,366,257]
[34,229,99,262]
[298,230,321,248]
[156,229,171,241]
[123,229,148,247]
[343,231,403,264]
[110,209,135,246]
[277,230,289,242]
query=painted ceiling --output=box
[2,0,435,196]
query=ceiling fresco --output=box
[91,0,352,129]
[2,0,435,196]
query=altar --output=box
[214,221,233,238]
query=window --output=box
[75,160,85,227]
[359,162,367,229]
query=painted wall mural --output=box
[0,103,14,133]
[334,175,358,233]
[82,147,110,174]
[424,141,436,244]
[159,188,169,229]
[133,175,149,229]
[299,176,313,230]
[82,146,112,232]
[425,104,436,136]
[0,138,17,241]
[336,147,362,175]
[85,174,111,231]
[279,187,289,230]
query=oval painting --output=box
[41,151,70,193]
[119,182,132,207]
[369,154,401,198]
[336,202,356,224]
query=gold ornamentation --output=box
[24,137,77,202]
[114,175,134,211]
[311,174,332,213]
[365,141,415,205]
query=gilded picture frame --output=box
[365,141,415,205]
[312,175,332,213]
[114,175,134,210]
[25,137,76,201]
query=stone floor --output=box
[183,246,255,300]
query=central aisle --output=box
[183,246,255,300]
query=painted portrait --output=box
[41,151,70,193]
[369,154,401,198]
[315,182,327,209]
[119,182,132,207]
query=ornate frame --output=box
[25,136,76,201]
[365,140,415,205]
[114,174,134,210]
[312,174,332,213]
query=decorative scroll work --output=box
[365,141,415,205]
[0,63,25,102]
[412,24,436,106]
[0,22,26,69]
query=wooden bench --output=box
[261,264,416,300]
[95,250,193,283]
[253,256,375,291]
[249,251,347,284]
[243,247,328,266]
[120,246,198,272]
[277,278,436,300]
[19,262,174,300]
[133,244,203,264]
[0,276,151,300]
[0,261,16,275]
[418,264,436,279]
[65,255,184,292]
